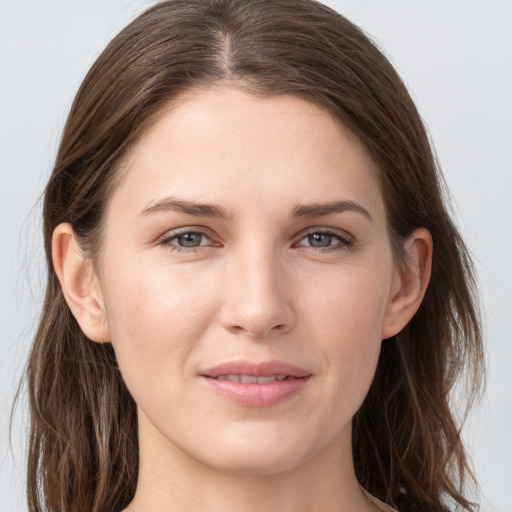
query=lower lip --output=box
[201,376,310,407]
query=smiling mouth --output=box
[200,360,312,407]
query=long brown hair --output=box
[25,1,484,511]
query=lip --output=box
[201,360,311,379]
[199,359,312,407]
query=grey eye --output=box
[175,232,204,247]
[306,233,334,247]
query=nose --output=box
[219,248,295,338]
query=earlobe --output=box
[52,223,111,343]
[381,228,433,339]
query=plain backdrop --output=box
[1,1,511,511]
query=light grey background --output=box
[1,1,510,511]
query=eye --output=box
[296,230,353,251]
[159,230,216,253]
[158,228,352,254]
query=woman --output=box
[26,1,484,511]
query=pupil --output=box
[179,233,201,247]
[308,233,332,247]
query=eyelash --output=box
[158,228,354,254]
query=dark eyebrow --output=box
[139,196,372,222]
[139,197,234,219]
[291,200,373,222]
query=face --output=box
[96,86,402,475]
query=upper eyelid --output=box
[294,230,353,249]
[159,226,217,241]
[297,227,353,241]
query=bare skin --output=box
[53,86,432,512]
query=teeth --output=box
[240,375,258,384]
[256,375,279,383]
[216,374,289,383]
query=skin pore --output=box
[52,86,432,512]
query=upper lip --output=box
[200,359,311,378]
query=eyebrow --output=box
[290,200,372,222]
[139,196,372,222]
[139,197,234,219]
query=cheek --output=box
[303,259,391,343]
[100,241,393,422]
[101,257,220,394]
[301,261,391,393]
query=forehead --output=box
[109,86,384,223]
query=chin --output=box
[206,449,306,477]
[192,425,320,477]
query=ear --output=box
[381,228,433,339]
[52,223,111,343]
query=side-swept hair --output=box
[25,1,484,511]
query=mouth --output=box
[201,359,311,379]
[200,360,312,407]
[213,374,290,383]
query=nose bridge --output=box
[220,240,294,338]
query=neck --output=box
[124,413,375,512]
